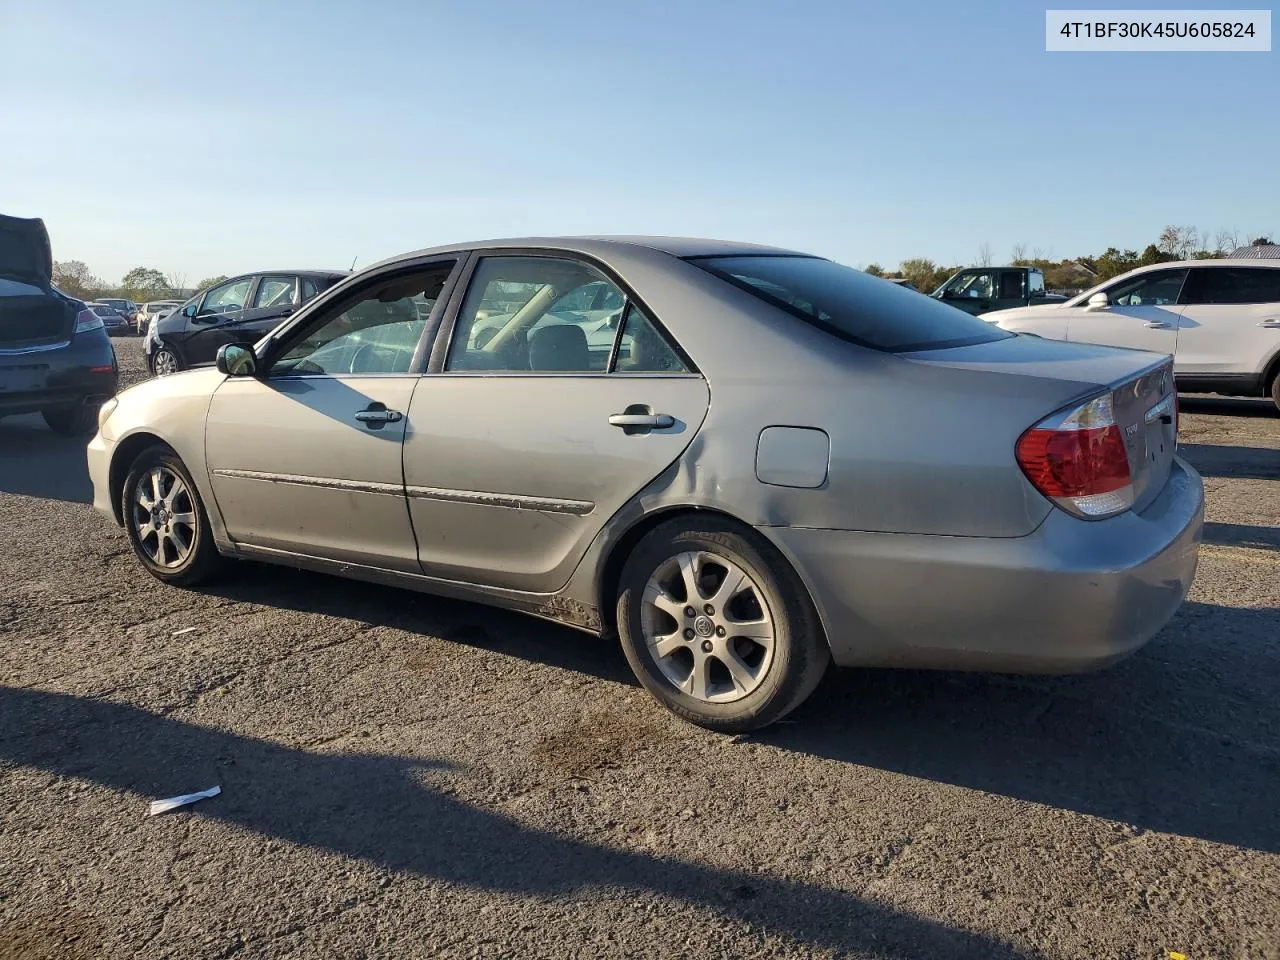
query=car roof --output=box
[1114,258,1280,277]
[365,236,810,272]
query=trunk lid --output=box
[0,216,75,348]
[905,334,1177,515]
[0,214,53,289]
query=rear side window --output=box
[1182,267,1280,305]
[999,271,1024,299]
[690,256,1012,352]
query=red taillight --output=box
[1015,393,1134,519]
[73,308,104,334]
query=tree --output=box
[899,258,952,294]
[195,275,229,292]
[166,271,188,295]
[1214,229,1241,254]
[51,260,103,299]
[864,263,885,277]
[1010,242,1027,264]
[976,242,992,267]
[120,266,170,301]
[1157,225,1199,260]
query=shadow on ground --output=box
[1201,521,1280,549]
[1179,442,1280,481]
[0,686,1034,959]
[1177,395,1277,419]
[0,416,93,504]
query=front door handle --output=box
[1144,321,1171,329]
[610,412,675,429]
[355,402,403,428]
[1258,319,1280,328]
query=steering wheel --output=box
[349,343,377,374]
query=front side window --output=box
[1105,269,1188,307]
[200,279,252,316]
[270,263,453,377]
[691,256,1011,352]
[1181,267,1280,305]
[252,276,297,309]
[446,257,627,373]
[939,270,996,301]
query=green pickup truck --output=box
[932,266,1066,315]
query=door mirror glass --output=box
[1086,292,1109,311]
[183,303,198,318]
[217,343,258,377]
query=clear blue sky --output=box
[2,0,1276,283]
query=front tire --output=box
[616,517,829,733]
[122,445,223,586]
[152,347,182,377]
[1270,372,1280,415]
[42,404,97,436]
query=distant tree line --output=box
[49,261,227,303]
[865,226,1275,295]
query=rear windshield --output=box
[689,255,1012,352]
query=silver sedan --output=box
[89,237,1204,731]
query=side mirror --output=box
[183,303,198,318]
[1085,292,1110,312]
[216,343,258,377]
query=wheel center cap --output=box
[693,615,715,639]
[153,505,168,524]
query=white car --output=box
[983,260,1280,410]
[136,300,183,334]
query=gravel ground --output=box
[1,338,1277,959]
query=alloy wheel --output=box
[131,466,197,568]
[640,550,776,703]
[153,349,179,376]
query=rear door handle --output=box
[609,413,675,429]
[1258,319,1280,328]
[1144,321,1171,329]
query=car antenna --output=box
[350,256,358,271]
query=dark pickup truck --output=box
[932,266,1067,315]
[0,214,118,434]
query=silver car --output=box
[88,237,1204,731]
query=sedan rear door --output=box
[402,253,709,594]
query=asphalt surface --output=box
[1,338,1277,960]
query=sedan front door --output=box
[1172,266,1280,379]
[1066,268,1187,356]
[181,277,255,366]
[403,254,709,594]
[204,260,459,570]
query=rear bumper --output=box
[763,457,1204,672]
[0,334,117,417]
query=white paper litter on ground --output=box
[171,627,198,636]
[148,785,221,816]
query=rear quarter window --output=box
[689,255,1012,352]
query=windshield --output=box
[689,255,1012,352]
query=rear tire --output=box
[615,516,829,733]
[42,404,97,436]
[122,445,224,586]
[1270,372,1280,414]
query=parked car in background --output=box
[96,297,139,325]
[136,299,183,334]
[1,214,118,434]
[933,266,1066,315]
[983,260,1280,411]
[887,278,919,291]
[91,236,1201,731]
[146,270,346,375]
[88,302,132,336]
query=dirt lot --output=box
[1,337,1277,959]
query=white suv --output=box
[983,261,1280,410]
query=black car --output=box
[146,270,346,375]
[0,214,118,435]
